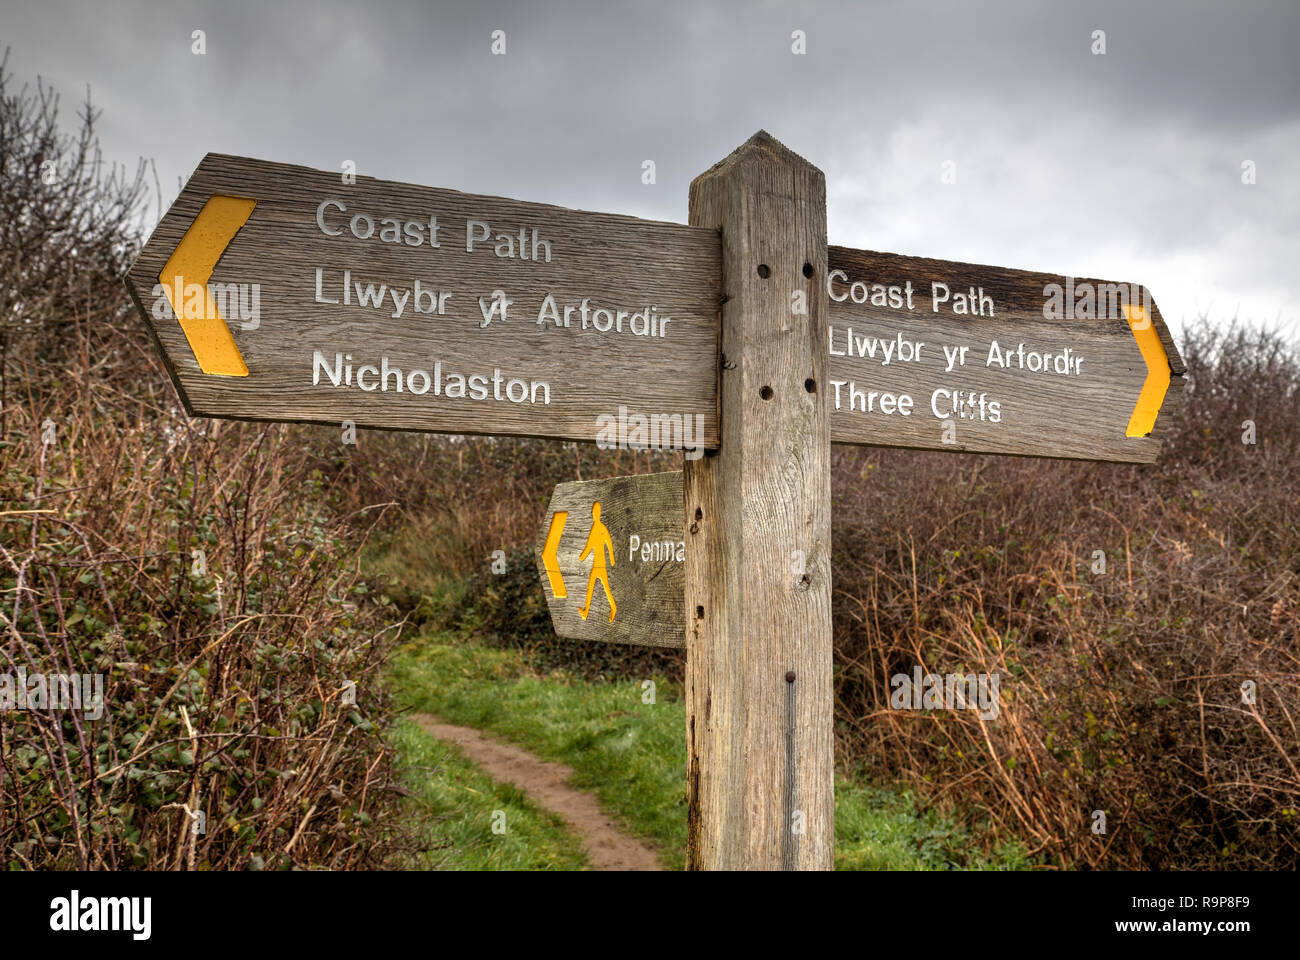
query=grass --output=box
[389,629,1032,870]
[834,776,1029,870]
[391,632,685,867]
[390,717,589,870]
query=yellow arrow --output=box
[159,195,257,377]
[542,511,568,598]
[1124,301,1171,437]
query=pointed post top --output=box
[691,130,822,197]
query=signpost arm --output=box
[685,131,834,870]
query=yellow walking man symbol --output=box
[577,501,616,623]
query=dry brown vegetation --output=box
[0,309,410,869]
[831,320,1299,870]
[0,60,408,869]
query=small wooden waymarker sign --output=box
[535,471,684,648]
[125,154,721,445]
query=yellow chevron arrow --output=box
[1124,301,1171,437]
[542,510,568,598]
[158,195,257,377]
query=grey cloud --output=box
[3,0,1296,331]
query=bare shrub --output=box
[0,48,148,344]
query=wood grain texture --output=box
[534,471,685,648]
[684,131,834,870]
[125,154,721,446]
[827,246,1185,462]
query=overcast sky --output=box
[6,0,1298,337]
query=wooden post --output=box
[684,131,833,870]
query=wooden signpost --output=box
[124,154,721,445]
[129,131,1184,872]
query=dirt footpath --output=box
[412,713,663,871]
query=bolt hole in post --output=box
[760,386,774,401]
[804,378,816,393]
[695,507,703,520]
[757,264,771,279]
[696,605,705,620]
[802,262,813,278]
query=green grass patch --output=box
[390,630,1031,870]
[835,775,1032,870]
[392,633,684,868]
[390,716,589,870]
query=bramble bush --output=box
[0,314,406,869]
[0,59,410,869]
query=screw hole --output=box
[757,264,771,279]
[804,378,816,393]
[760,385,774,401]
[802,262,813,278]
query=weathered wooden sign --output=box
[124,154,721,445]
[123,156,1185,462]
[535,471,684,648]
[826,246,1185,462]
